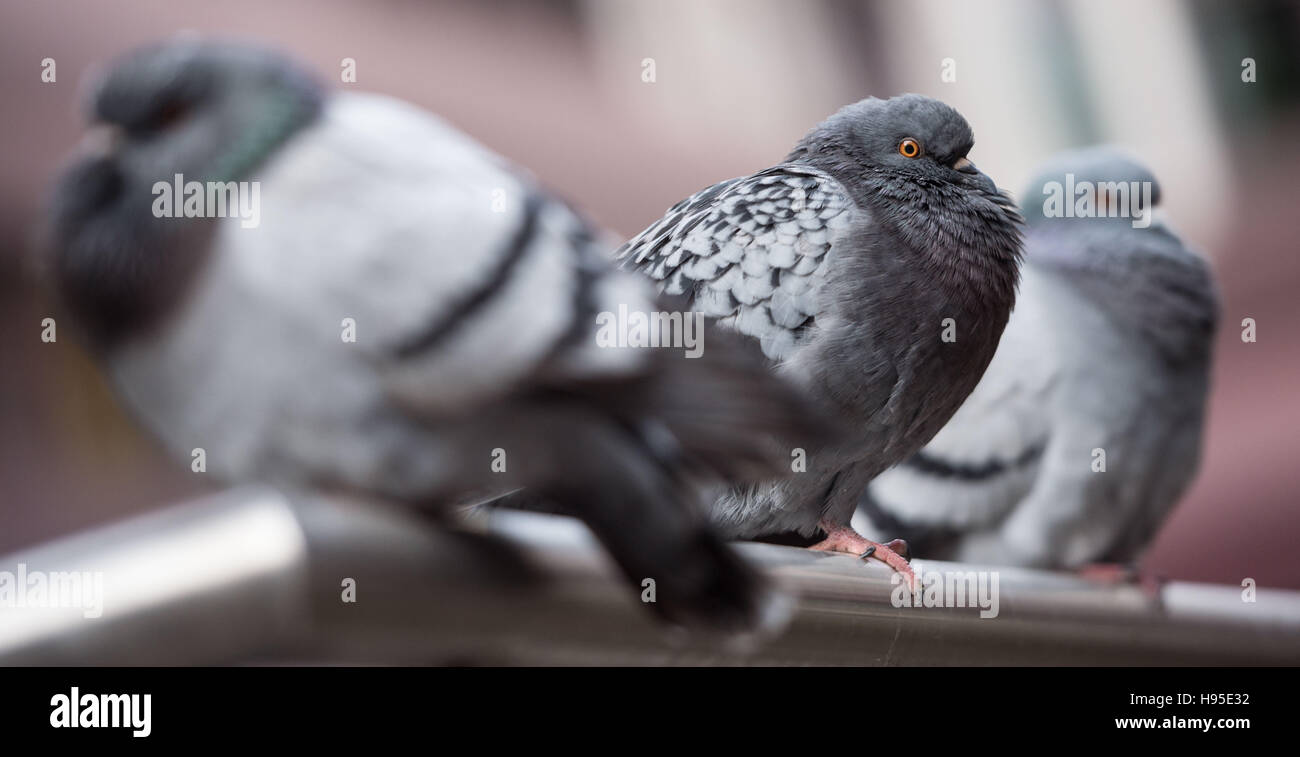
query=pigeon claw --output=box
[885,538,910,562]
[810,523,917,593]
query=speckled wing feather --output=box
[615,165,856,362]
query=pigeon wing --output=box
[250,92,656,414]
[616,165,857,362]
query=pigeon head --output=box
[46,38,323,350]
[788,94,1022,308]
[86,38,324,185]
[787,94,1006,199]
[1020,148,1217,363]
[1021,146,1162,226]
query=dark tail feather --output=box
[503,316,834,634]
[541,420,788,636]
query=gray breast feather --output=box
[616,165,856,362]
[865,268,1062,529]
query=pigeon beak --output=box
[79,124,124,158]
[953,157,998,195]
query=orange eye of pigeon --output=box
[899,138,921,158]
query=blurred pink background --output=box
[2,0,1298,588]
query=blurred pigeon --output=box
[44,39,835,634]
[617,95,1024,587]
[857,148,1218,569]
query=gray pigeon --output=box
[44,39,835,633]
[857,148,1218,569]
[617,95,1024,586]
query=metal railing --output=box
[2,487,1297,665]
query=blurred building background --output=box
[1,0,1298,588]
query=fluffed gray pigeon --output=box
[617,95,1024,587]
[43,39,836,633]
[856,147,1218,569]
